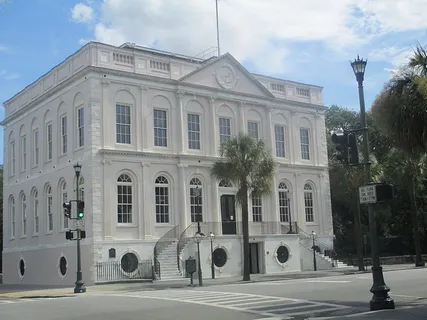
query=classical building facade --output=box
[1,42,336,286]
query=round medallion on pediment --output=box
[215,63,238,90]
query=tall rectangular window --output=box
[252,194,262,222]
[10,141,15,176]
[77,107,84,148]
[187,113,201,150]
[21,135,27,171]
[116,103,131,144]
[46,123,52,161]
[219,117,231,145]
[61,115,67,154]
[275,125,285,158]
[153,109,167,147]
[300,128,310,160]
[248,121,259,140]
[33,129,39,166]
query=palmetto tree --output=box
[372,59,427,266]
[211,133,276,281]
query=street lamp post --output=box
[351,55,394,311]
[194,232,204,286]
[209,232,215,279]
[73,163,86,294]
[312,231,317,271]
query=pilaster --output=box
[209,97,217,156]
[176,90,186,154]
[141,162,151,238]
[238,101,245,133]
[265,105,274,150]
[290,111,297,164]
[102,159,113,239]
[101,79,110,149]
[140,86,149,151]
[177,163,188,232]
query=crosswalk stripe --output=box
[103,289,351,318]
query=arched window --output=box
[117,174,133,224]
[21,193,27,237]
[9,196,15,238]
[304,183,314,222]
[33,189,39,235]
[219,179,232,188]
[61,181,68,229]
[278,182,290,222]
[46,185,53,231]
[155,176,169,224]
[190,178,203,223]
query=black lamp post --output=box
[194,232,204,286]
[73,163,86,294]
[312,231,317,271]
[351,55,394,311]
[209,232,215,279]
[195,185,202,234]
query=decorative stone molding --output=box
[273,241,293,269]
[102,160,112,165]
[102,79,110,86]
[140,86,149,91]
[177,163,189,168]
[213,63,239,90]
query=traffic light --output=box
[66,230,74,240]
[63,202,72,219]
[80,230,86,239]
[348,133,359,165]
[77,201,85,219]
[331,132,349,164]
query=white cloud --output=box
[71,3,94,23]
[79,38,92,45]
[0,45,8,51]
[75,0,427,74]
[0,69,19,80]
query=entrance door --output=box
[249,243,260,274]
[220,195,237,235]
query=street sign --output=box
[359,185,377,204]
[75,219,85,229]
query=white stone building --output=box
[1,42,337,286]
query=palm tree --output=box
[211,133,276,281]
[372,67,427,267]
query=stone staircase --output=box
[156,240,184,280]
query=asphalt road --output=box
[1,268,426,320]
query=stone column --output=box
[141,162,151,239]
[101,80,110,149]
[290,111,297,164]
[102,160,113,239]
[211,177,221,235]
[265,105,274,150]
[238,101,245,133]
[175,90,186,154]
[139,86,149,151]
[209,97,217,156]
[177,163,188,233]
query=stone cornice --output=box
[99,148,328,172]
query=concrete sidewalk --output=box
[0,263,421,299]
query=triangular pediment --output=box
[179,53,274,98]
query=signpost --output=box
[359,185,377,204]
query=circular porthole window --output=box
[276,245,290,264]
[19,259,25,277]
[121,252,139,273]
[59,256,68,276]
[213,248,228,268]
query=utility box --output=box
[185,257,197,278]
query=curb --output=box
[0,289,77,299]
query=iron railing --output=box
[153,225,180,279]
[95,260,153,282]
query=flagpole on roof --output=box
[215,0,221,57]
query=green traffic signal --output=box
[77,201,85,219]
[78,211,84,219]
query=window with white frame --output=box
[304,183,314,222]
[300,128,310,160]
[46,122,52,161]
[247,121,259,140]
[155,176,169,223]
[21,135,27,172]
[252,193,262,222]
[78,176,85,201]
[60,115,67,154]
[278,182,290,222]
[46,185,53,232]
[21,193,27,237]
[61,182,68,229]
[9,196,15,238]
[33,189,39,235]
[153,109,167,147]
[33,129,39,166]
[10,140,15,176]
[219,117,231,145]
[77,107,84,148]
[117,174,133,224]
[187,113,201,150]
[116,103,131,144]
[190,178,203,223]
[275,125,285,158]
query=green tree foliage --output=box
[211,133,276,281]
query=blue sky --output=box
[1,0,427,164]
